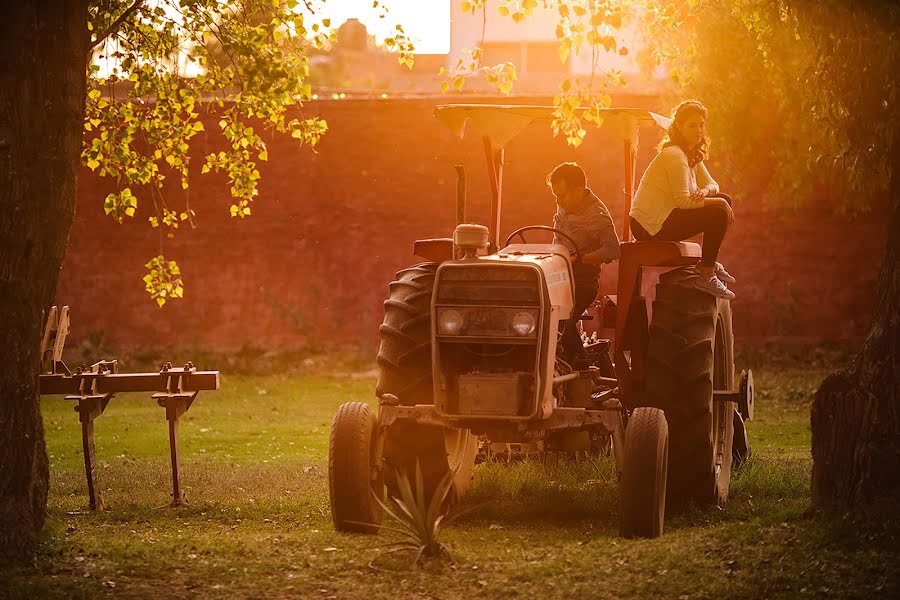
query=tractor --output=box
[328,104,754,538]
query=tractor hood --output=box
[484,243,575,318]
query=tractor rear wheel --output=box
[645,267,735,506]
[376,263,478,504]
[328,402,383,533]
[619,407,669,538]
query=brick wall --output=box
[56,96,888,352]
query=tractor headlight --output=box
[510,311,537,336]
[438,309,465,335]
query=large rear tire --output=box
[645,268,735,506]
[376,263,477,504]
[620,407,669,538]
[328,402,383,533]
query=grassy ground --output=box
[3,356,898,599]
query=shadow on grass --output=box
[455,451,815,535]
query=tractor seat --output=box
[619,240,701,268]
[613,240,702,353]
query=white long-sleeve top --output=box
[629,145,719,236]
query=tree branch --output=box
[91,0,145,50]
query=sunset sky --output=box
[316,0,451,54]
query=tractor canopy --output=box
[434,104,671,149]
[433,104,671,247]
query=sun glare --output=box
[315,0,451,54]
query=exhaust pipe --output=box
[454,164,466,226]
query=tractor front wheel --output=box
[376,263,477,505]
[619,407,669,538]
[328,402,383,533]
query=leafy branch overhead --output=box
[82,0,412,305]
[445,0,630,147]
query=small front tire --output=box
[620,407,669,539]
[328,402,384,533]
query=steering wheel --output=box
[505,225,582,262]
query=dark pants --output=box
[560,271,599,361]
[631,194,734,267]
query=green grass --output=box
[3,360,898,599]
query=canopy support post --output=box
[483,136,504,253]
[623,139,636,241]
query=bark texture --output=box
[0,0,88,562]
[810,144,900,511]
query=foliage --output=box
[83,0,413,305]
[142,255,184,306]
[372,464,456,567]
[640,0,898,210]
[751,0,898,204]
[447,0,634,147]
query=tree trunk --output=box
[810,140,900,511]
[0,0,88,562]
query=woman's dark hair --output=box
[658,100,710,167]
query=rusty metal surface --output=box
[381,402,624,437]
[40,368,219,395]
[456,372,530,416]
[39,307,219,510]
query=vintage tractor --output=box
[328,105,754,538]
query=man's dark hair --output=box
[547,162,586,189]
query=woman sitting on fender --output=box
[630,100,736,299]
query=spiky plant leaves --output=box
[365,461,457,567]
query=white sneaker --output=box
[715,262,736,284]
[693,273,736,300]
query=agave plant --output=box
[373,462,455,567]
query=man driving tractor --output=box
[547,162,621,361]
